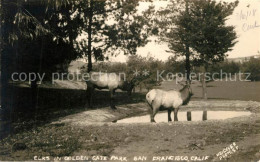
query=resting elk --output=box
[146,82,193,122]
[86,72,135,109]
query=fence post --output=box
[202,110,207,121]
[187,111,191,121]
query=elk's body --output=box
[86,72,134,109]
[146,84,193,122]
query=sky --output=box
[109,0,260,62]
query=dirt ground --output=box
[1,100,260,162]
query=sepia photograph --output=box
[0,0,260,161]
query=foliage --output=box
[242,58,260,81]
[150,0,189,57]
[2,0,149,77]
[149,0,238,71]
[209,61,240,75]
[127,55,164,91]
[164,56,186,74]
[2,0,82,80]
[152,0,239,99]
[192,58,260,81]
[92,62,127,74]
[74,0,149,72]
[188,0,239,66]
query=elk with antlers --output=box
[146,81,193,122]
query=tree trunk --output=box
[0,0,15,139]
[87,0,93,73]
[185,1,191,83]
[185,45,191,82]
[0,48,12,139]
[201,66,208,100]
[30,80,38,112]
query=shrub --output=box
[242,58,260,81]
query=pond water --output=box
[115,111,251,123]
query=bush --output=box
[206,61,240,74]
[164,56,186,74]
[242,58,260,81]
[83,55,260,82]
[126,55,164,91]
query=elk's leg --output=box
[168,109,172,122]
[86,87,94,108]
[148,103,154,122]
[174,107,179,121]
[110,89,117,110]
[150,102,159,123]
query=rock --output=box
[199,139,206,146]
[124,137,132,143]
[92,136,98,142]
[12,142,27,152]
[255,151,260,158]
[90,134,98,141]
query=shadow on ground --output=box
[1,85,145,134]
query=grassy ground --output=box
[1,101,260,161]
[1,80,260,161]
[153,80,260,102]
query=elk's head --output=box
[178,81,194,96]
[122,78,136,96]
[178,81,194,105]
[127,80,136,96]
